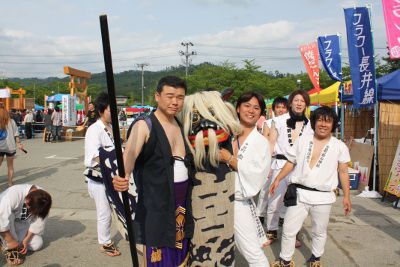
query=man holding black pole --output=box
[113,76,194,267]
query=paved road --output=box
[0,137,399,266]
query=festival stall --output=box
[341,70,400,194]
[376,70,400,196]
[34,104,44,111]
[309,82,340,106]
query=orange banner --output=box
[299,41,320,91]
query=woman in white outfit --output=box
[220,92,271,267]
[265,90,314,247]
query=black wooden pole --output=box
[99,14,139,267]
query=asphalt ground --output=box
[0,136,399,266]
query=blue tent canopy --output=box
[34,104,44,110]
[46,94,68,102]
[341,70,400,103]
[377,69,400,101]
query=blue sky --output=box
[0,0,387,78]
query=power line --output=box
[0,46,177,58]
[0,53,178,65]
[196,43,388,51]
[179,42,196,76]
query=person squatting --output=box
[88,76,351,267]
[0,185,52,266]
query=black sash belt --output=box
[284,184,331,207]
[273,154,288,160]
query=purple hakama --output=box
[144,180,190,267]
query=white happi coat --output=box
[235,127,271,200]
[234,127,271,266]
[272,113,314,170]
[286,134,351,205]
[0,184,46,236]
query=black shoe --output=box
[259,217,265,224]
[279,217,284,227]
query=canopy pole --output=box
[367,3,380,195]
[340,84,345,141]
[373,102,378,191]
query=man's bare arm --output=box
[123,120,149,176]
[338,162,352,215]
[113,120,149,192]
[268,121,278,154]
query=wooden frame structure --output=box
[0,87,26,110]
[63,66,91,113]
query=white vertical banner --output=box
[62,95,77,126]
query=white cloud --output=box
[191,20,296,46]
[191,0,255,6]
[339,0,359,8]
[145,14,157,21]
[0,10,387,78]
[0,29,33,39]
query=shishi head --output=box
[178,91,241,170]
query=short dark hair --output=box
[310,106,339,133]
[272,96,288,111]
[156,76,187,93]
[236,92,266,116]
[26,189,52,219]
[288,89,310,107]
[54,106,60,112]
[95,92,109,115]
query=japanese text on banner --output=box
[299,42,320,91]
[344,7,376,108]
[318,35,342,81]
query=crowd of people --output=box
[0,75,352,266]
[7,107,63,142]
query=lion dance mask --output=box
[178,90,241,266]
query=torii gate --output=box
[0,87,26,110]
[63,66,91,113]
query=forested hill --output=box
[3,58,398,106]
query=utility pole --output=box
[179,42,196,77]
[137,63,149,106]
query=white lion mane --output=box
[178,91,242,170]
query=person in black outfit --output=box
[112,76,194,266]
[84,102,97,127]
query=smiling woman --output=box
[231,91,271,266]
[235,92,266,128]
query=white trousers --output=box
[255,175,271,217]
[280,201,331,261]
[0,217,43,251]
[266,169,288,231]
[88,179,112,245]
[235,199,269,267]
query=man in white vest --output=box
[270,106,351,267]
